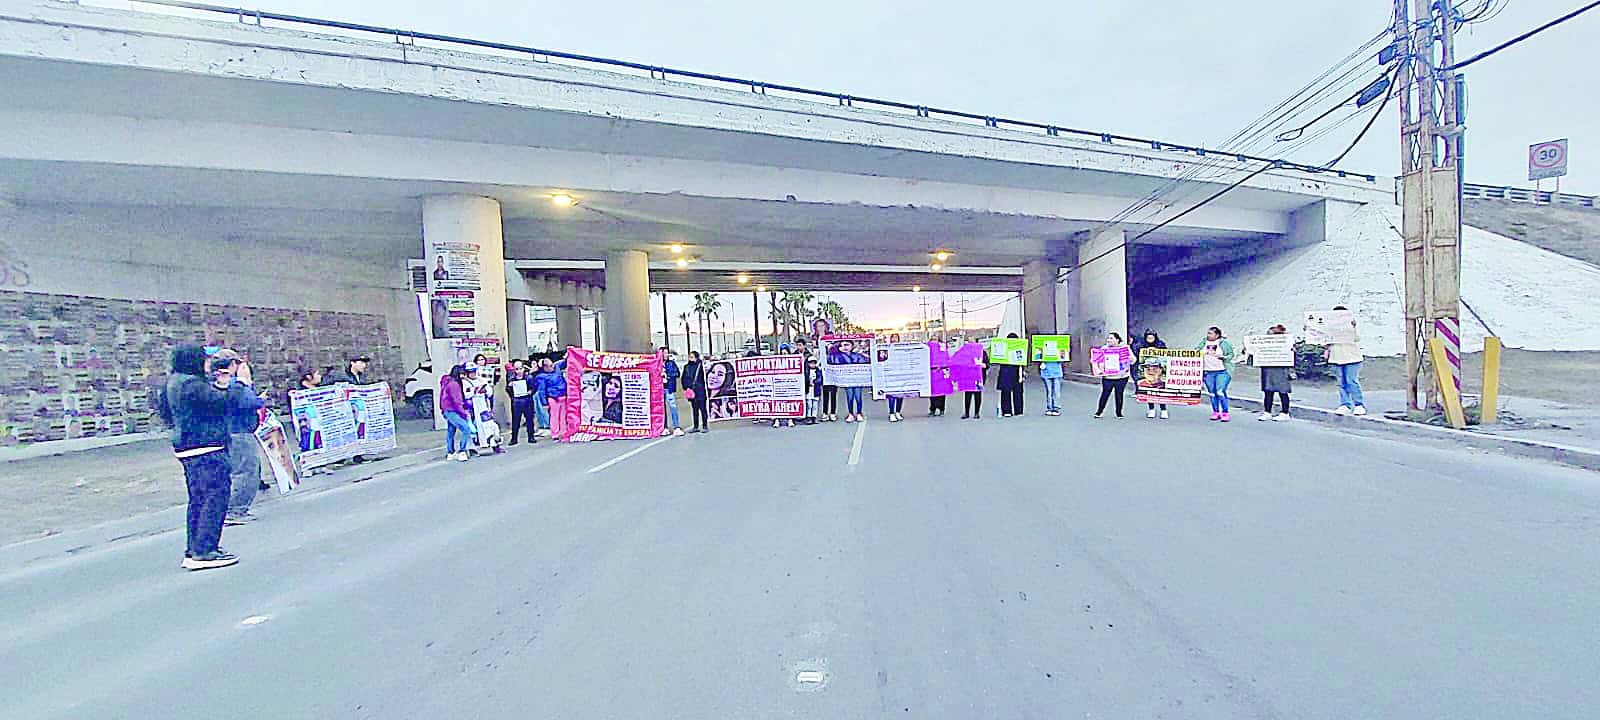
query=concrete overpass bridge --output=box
[0,0,1388,403]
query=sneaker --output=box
[1334,405,1351,416]
[1210,412,1221,421]
[1273,412,1289,421]
[1220,412,1231,422]
[673,427,685,436]
[1092,413,1103,419]
[181,551,239,571]
[1147,408,1157,419]
[845,415,856,423]
[1352,406,1368,416]
[772,419,781,428]
[1002,413,1013,418]
[223,514,254,526]
[960,413,969,419]
[455,452,470,462]
[1160,410,1170,420]
[1259,413,1272,422]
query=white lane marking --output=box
[238,615,272,627]
[795,670,825,684]
[847,420,866,467]
[585,438,670,474]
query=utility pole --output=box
[660,293,670,354]
[1397,0,1463,413]
[917,291,930,341]
[939,293,949,343]
[751,291,760,352]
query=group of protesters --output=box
[437,354,571,460]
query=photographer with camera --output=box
[157,345,240,571]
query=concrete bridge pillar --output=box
[506,300,529,361]
[603,250,651,353]
[556,306,583,349]
[422,194,507,427]
[1066,229,1128,374]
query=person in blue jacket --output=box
[661,347,683,436]
[536,355,569,439]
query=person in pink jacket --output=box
[438,364,476,461]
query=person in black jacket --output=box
[680,350,710,433]
[996,333,1025,417]
[158,345,239,571]
[1135,330,1170,419]
[962,348,989,419]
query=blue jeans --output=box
[1335,362,1365,408]
[226,432,261,517]
[181,451,230,557]
[844,387,864,414]
[664,389,680,428]
[1042,377,1061,411]
[887,396,904,414]
[1203,370,1232,413]
[533,390,550,429]
[443,410,475,453]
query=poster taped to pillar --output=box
[821,334,874,386]
[1134,349,1203,405]
[561,348,663,441]
[734,355,805,418]
[254,410,300,495]
[948,342,986,392]
[1090,345,1134,377]
[1303,309,1358,345]
[430,242,481,291]
[453,336,504,368]
[871,341,933,398]
[288,382,398,470]
[986,337,1028,365]
[705,359,739,422]
[1030,335,1072,363]
[432,290,476,338]
[1242,334,1295,368]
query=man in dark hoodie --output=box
[214,349,266,526]
[159,345,240,570]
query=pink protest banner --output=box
[560,347,664,441]
[1090,345,1135,377]
[734,354,805,418]
[928,341,954,396]
[948,342,986,393]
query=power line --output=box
[1442,0,1600,70]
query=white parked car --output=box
[402,362,438,418]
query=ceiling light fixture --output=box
[930,262,944,272]
[736,273,750,285]
[933,250,952,262]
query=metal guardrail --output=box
[109,0,1380,183]
[1462,182,1597,209]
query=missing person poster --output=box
[1030,334,1072,363]
[561,348,663,441]
[432,291,477,338]
[288,382,399,470]
[1304,309,1358,345]
[453,336,504,368]
[1243,334,1296,368]
[254,410,300,495]
[705,358,740,422]
[821,334,874,387]
[1090,345,1135,377]
[871,341,933,398]
[986,337,1029,366]
[1134,348,1203,405]
[429,242,482,292]
[735,354,805,418]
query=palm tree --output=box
[816,299,849,334]
[692,292,722,355]
[677,311,693,354]
[782,290,816,340]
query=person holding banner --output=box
[997,333,1025,417]
[506,359,538,446]
[681,350,710,433]
[1135,331,1170,419]
[1324,306,1367,416]
[1092,333,1132,418]
[806,355,823,424]
[1039,352,1063,417]
[962,348,989,419]
[1197,326,1236,422]
[1254,324,1294,421]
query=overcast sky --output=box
[118,0,1598,330]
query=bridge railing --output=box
[1462,182,1597,210]
[105,0,1379,183]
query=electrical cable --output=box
[1442,0,1599,70]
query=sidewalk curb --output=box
[1065,373,1600,472]
[0,447,443,570]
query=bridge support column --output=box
[1022,258,1068,337]
[506,300,529,360]
[556,306,583,349]
[1066,229,1127,374]
[603,249,651,353]
[423,194,507,427]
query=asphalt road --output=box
[4,383,1598,719]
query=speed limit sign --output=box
[1528,139,1568,181]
